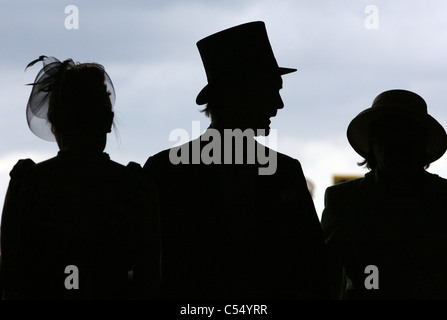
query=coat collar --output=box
[360,169,446,212]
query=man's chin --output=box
[255,127,270,137]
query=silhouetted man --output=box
[144,21,329,299]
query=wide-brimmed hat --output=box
[195,21,296,105]
[347,89,447,163]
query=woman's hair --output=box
[357,157,377,170]
[47,63,114,136]
[358,152,430,170]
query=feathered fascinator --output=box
[25,55,115,141]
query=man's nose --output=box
[276,94,284,110]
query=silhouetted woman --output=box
[322,89,447,299]
[0,56,160,299]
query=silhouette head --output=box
[195,21,296,134]
[347,89,447,173]
[26,56,115,152]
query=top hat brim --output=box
[195,66,297,105]
[347,106,447,163]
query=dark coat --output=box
[0,152,160,299]
[144,134,329,299]
[322,170,447,299]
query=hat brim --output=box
[347,107,447,163]
[195,66,297,105]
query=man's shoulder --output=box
[265,147,303,172]
[145,148,172,165]
[143,140,197,175]
[274,150,300,164]
[144,141,304,171]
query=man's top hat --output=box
[195,21,297,105]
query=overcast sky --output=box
[2,0,447,219]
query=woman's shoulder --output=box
[9,158,37,179]
[125,161,143,173]
[425,171,447,185]
[106,160,145,176]
[325,175,367,197]
[323,174,372,217]
[103,159,149,186]
[423,171,447,197]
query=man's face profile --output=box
[226,75,283,135]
